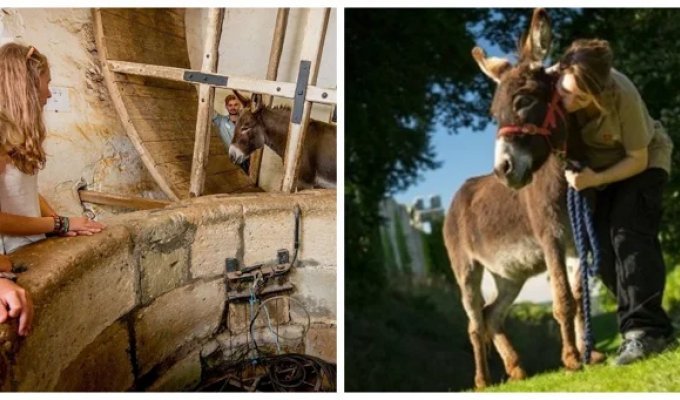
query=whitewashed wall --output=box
[0,8,165,217]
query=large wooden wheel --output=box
[93,8,256,200]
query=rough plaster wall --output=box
[0,8,166,217]
[185,8,337,192]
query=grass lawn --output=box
[486,343,680,392]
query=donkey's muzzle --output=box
[228,145,250,165]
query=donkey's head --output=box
[229,91,266,164]
[474,9,568,189]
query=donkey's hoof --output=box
[508,366,527,381]
[474,378,488,390]
[563,356,582,371]
[588,350,607,365]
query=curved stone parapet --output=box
[0,190,336,391]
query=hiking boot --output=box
[613,330,674,366]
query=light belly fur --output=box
[474,236,546,281]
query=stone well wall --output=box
[0,190,336,391]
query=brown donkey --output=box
[443,9,602,389]
[229,92,337,189]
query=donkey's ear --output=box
[472,47,511,83]
[233,90,250,107]
[250,93,263,114]
[521,8,552,65]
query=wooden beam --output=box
[79,190,171,210]
[250,8,290,186]
[107,60,336,105]
[280,8,330,193]
[189,8,224,197]
[93,9,180,201]
[266,8,289,106]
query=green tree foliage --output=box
[345,9,493,303]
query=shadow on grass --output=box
[346,277,621,392]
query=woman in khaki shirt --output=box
[557,39,675,365]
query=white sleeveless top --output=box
[0,163,46,254]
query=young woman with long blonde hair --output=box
[0,42,105,336]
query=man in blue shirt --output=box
[213,93,249,172]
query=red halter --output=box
[496,89,567,157]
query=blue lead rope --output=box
[567,185,601,365]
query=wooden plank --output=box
[121,95,198,122]
[130,119,221,144]
[250,8,290,186]
[156,162,252,195]
[281,8,330,192]
[103,35,189,68]
[190,8,224,197]
[306,86,336,105]
[146,139,226,164]
[159,155,240,177]
[93,8,180,201]
[154,162,190,191]
[100,10,187,44]
[266,8,290,105]
[203,169,254,194]
[101,8,186,40]
[113,73,196,91]
[108,60,296,99]
[79,190,171,210]
[118,81,197,100]
[109,60,336,104]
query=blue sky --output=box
[393,123,496,209]
[394,40,509,209]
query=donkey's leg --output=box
[486,273,526,381]
[456,261,490,389]
[570,263,606,364]
[542,239,581,370]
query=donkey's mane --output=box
[271,104,291,111]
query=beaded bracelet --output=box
[52,215,70,235]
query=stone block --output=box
[242,202,294,266]
[134,278,225,375]
[126,210,196,249]
[147,350,202,392]
[140,246,189,304]
[227,297,290,335]
[305,324,336,363]
[249,325,305,354]
[11,231,137,391]
[191,205,243,278]
[296,194,336,267]
[54,321,134,391]
[290,266,336,324]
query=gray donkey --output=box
[443,9,603,389]
[229,92,336,189]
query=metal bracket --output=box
[225,249,294,301]
[291,60,311,124]
[183,71,228,86]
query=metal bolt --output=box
[276,87,281,92]
[322,92,328,99]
